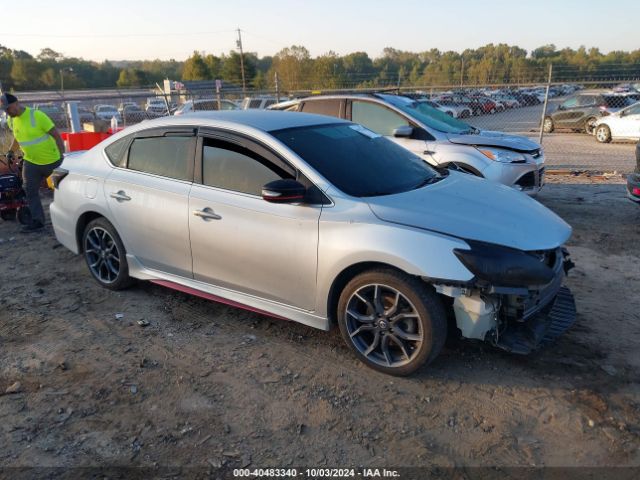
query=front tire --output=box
[543,116,554,133]
[585,117,597,135]
[82,217,134,290]
[595,124,611,143]
[337,269,447,376]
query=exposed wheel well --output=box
[441,162,484,177]
[327,262,414,328]
[75,211,104,253]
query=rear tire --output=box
[595,124,611,143]
[337,268,447,376]
[82,217,135,290]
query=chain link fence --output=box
[2,74,639,174]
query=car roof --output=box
[132,110,349,133]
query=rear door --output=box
[553,96,580,127]
[104,127,196,277]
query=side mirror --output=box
[393,125,413,138]
[557,105,566,111]
[262,179,306,204]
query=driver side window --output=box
[351,101,410,136]
[561,97,578,109]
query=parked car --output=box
[145,98,169,115]
[419,99,471,119]
[77,107,95,124]
[627,140,640,203]
[490,94,520,109]
[242,96,284,110]
[94,105,122,124]
[470,96,503,114]
[543,93,634,135]
[121,105,148,125]
[49,110,576,375]
[173,99,239,116]
[271,93,546,195]
[434,94,484,116]
[593,101,640,143]
[33,103,67,129]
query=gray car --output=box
[270,94,546,195]
[50,111,575,375]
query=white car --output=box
[594,101,640,143]
[174,99,239,115]
[419,100,472,119]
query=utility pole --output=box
[460,55,464,88]
[236,28,247,98]
[275,72,280,103]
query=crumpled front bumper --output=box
[494,286,576,355]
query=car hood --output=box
[366,172,571,251]
[447,131,540,152]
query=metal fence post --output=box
[538,63,553,144]
[275,72,280,103]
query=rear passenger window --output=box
[127,136,194,181]
[300,100,342,118]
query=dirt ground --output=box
[0,178,639,479]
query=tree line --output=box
[1,43,639,92]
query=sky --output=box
[3,0,639,61]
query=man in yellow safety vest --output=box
[1,93,65,232]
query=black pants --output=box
[22,158,63,225]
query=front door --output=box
[188,134,321,310]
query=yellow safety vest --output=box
[7,107,61,165]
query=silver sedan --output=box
[50,111,575,375]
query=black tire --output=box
[585,117,597,135]
[17,206,31,225]
[337,268,447,376]
[543,116,554,133]
[82,217,134,290]
[0,209,16,221]
[595,124,611,143]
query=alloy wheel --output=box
[85,227,121,284]
[344,284,423,368]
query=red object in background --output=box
[61,131,112,152]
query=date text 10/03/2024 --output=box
[232,468,401,478]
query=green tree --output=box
[116,68,148,87]
[182,51,209,81]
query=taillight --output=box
[50,168,69,189]
[633,187,640,196]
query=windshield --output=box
[272,123,441,197]
[378,95,475,134]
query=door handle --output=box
[110,191,131,202]
[193,208,222,221]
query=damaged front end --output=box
[435,241,576,354]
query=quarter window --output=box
[351,101,410,136]
[201,139,291,195]
[127,136,194,181]
[105,136,130,167]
